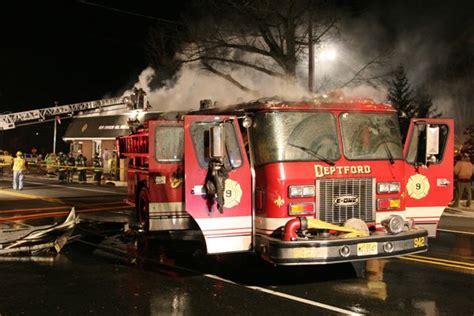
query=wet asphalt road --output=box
[0,175,473,315]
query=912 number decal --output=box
[414,237,425,248]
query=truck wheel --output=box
[137,187,150,233]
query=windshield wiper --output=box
[382,139,395,164]
[372,124,395,165]
[288,143,336,166]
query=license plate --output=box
[357,242,378,256]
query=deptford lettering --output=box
[315,165,371,178]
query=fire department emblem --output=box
[274,195,285,207]
[224,179,242,208]
[406,174,430,199]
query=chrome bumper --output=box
[256,229,428,265]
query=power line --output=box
[76,0,184,26]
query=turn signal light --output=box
[288,202,315,216]
[377,198,400,210]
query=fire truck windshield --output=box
[340,112,403,160]
[251,111,340,166]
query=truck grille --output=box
[316,178,375,224]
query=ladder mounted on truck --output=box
[0,88,149,130]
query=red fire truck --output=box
[117,98,453,265]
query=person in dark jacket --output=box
[453,153,474,207]
[66,153,76,183]
[57,152,67,183]
[76,151,87,183]
[93,153,103,185]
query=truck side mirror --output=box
[426,125,440,156]
[414,124,440,167]
[210,125,225,160]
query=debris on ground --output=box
[0,208,78,256]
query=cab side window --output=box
[190,121,243,169]
[406,123,449,165]
[155,126,184,163]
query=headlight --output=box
[377,182,400,193]
[381,215,404,234]
[288,185,315,198]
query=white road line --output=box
[26,181,119,194]
[203,274,362,315]
[76,236,362,314]
[437,228,474,236]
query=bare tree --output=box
[147,0,339,92]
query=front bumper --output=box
[256,229,428,265]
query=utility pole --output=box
[53,119,57,154]
[53,101,58,154]
[308,16,314,93]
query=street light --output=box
[308,40,339,93]
[319,46,337,61]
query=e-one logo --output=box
[334,195,359,206]
[315,165,372,178]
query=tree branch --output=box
[203,57,285,77]
[201,62,257,94]
[339,50,391,88]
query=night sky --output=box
[0,0,472,153]
[0,0,184,153]
[0,0,184,110]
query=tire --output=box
[137,187,150,233]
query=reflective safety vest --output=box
[12,157,26,171]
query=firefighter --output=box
[11,151,27,190]
[66,153,76,183]
[45,153,56,176]
[92,153,103,185]
[57,152,67,183]
[76,150,87,183]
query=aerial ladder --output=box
[0,88,149,130]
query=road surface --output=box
[0,175,472,315]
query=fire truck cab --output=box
[117,98,453,265]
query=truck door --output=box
[147,119,187,231]
[184,115,252,254]
[403,118,454,236]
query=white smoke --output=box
[126,64,310,112]
[122,67,155,96]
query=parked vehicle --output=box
[24,154,39,165]
[0,150,13,166]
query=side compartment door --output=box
[404,118,454,236]
[184,115,252,254]
[147,120,186,231]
